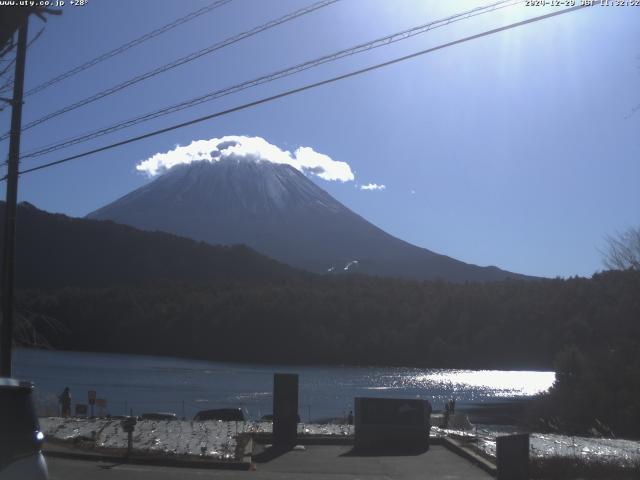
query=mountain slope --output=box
[0,201,302,289]
[88,159,528,282]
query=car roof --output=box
[0,377,33,392]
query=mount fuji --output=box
[88,158,527,282]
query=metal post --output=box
[1,18,29,377]
[273,373,299,446]
[127,430,133,457]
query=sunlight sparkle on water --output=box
[412,370,555,397]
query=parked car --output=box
[259,413,301,422]
[193,408,244,421]
[139,412,177,421]
[0,378,48,480]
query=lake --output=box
[13,347,554,421]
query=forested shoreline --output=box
[17,270,638,369]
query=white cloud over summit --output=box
[136,135,355,182]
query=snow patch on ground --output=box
[40,417,352,460]
[471,427,640,466]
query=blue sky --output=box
[1,0,638,278]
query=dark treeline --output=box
[529,309,640,437]
[16,270,639,371]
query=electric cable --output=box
[19,0,522,161]
[5,3,592,180]
[21,0,234,97]
[0,0,340,141]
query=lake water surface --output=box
[16,349,640,465]
[13,348,554,421]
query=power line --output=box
[0,0,340,141]
[0,56,16,82]
[20,0,234,98]
[20,0,522,161]
[7,3,592,180]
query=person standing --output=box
[443,401,450,428]
[59,387,71,417]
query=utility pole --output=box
[1,18,29,377]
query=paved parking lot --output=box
[47,445,492,479]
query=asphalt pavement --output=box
[46,445,493,479]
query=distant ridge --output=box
[0,201,302,289]
[88,159,531,282]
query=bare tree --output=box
[602,226,640,270]
[0,308,66,349]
